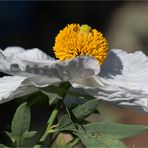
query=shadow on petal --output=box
[99,50,123,78]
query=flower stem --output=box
[34,103,60,148]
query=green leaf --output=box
[40,82,71,104]
[40,89,59,104]
[20,131,37,144]
[72,99,100,120]
[6,102,37,146]
[5,132,15,143]
[60,122,148,147]
[40,86,65,104]
[77,122,148,139]
[23,131,37,139]
[67,89,96,100]
[65,138,79,148]
[40,84,95,101]
[27,91,48,106]
[59,82,71,90]
[59,99,100,129]
[12,102,30,137]
[74,132,126,148]
[7,102,31,146]
[0,144,9,148]
[74,122,148,147]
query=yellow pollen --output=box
[53,23,108,65]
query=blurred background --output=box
[0,1,148,147]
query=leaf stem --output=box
[34,103,60,148]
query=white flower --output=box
[0,46,100,103]
[0,46,148,113]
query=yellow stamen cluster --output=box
[53,24,108,64]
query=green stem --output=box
[34,104,60,148]
[34,82,70,148]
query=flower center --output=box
[53,24,108,65]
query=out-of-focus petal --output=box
[0,76,37,104]
[72,49,148,112]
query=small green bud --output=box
[80,24,91,33]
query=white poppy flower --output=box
[1,46,148,113]
[0,46,100,103]
[0,23,148,113]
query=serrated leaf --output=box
[60,99,100,129]
[74,132,126,148]
[0,144,9,148]
[77,122,148,139]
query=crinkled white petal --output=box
[0,47,100,87]
[0,47,55,74]
[0,76,37,104]
[72,49,148,112]
[4,46,25,55]
[3,46,54,61]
